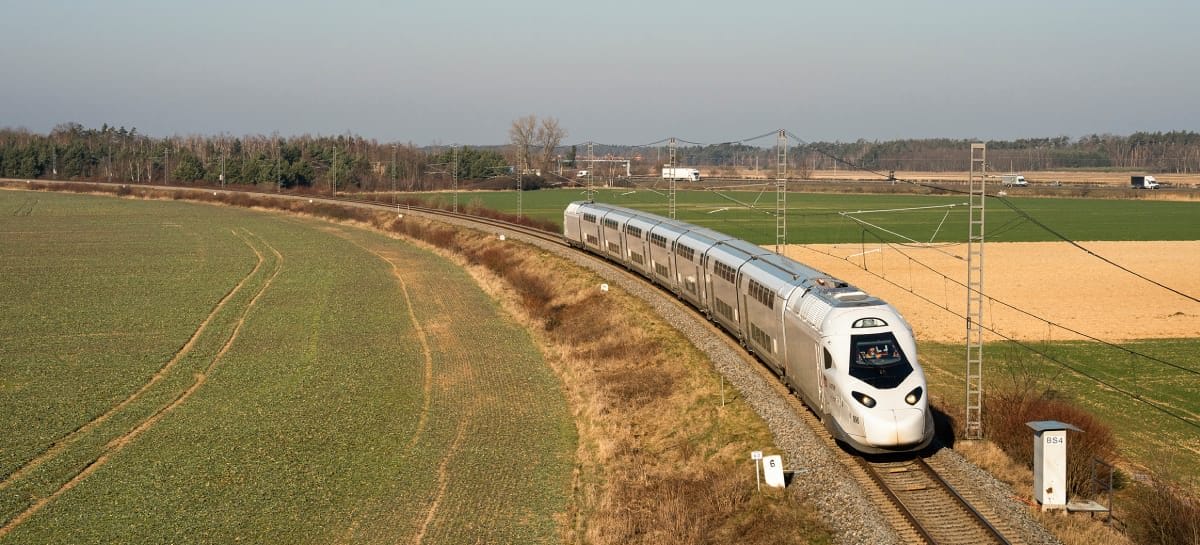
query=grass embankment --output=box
[0,190,574,544]
[402,187,1200,244]
[372,209,829,544]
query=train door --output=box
[783,310,821,409]
[675,242,701,306]
[820,345,844,422]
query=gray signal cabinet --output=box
[1026,420,1083,510]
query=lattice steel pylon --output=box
[775,129,788,254]
[964,142,987,440]
[587,142,594,202]
[452,145,459,213]
[668,138,677,219]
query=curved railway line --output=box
[337,192,1029,545]
[7,180,1041,544]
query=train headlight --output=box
[905,386,924,405]
[851,391,876,408]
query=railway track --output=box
[349,195,1030,545]
[853,455,1020,545]
[337,197,568,247]
[192,190,1033,545]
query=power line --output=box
[787,131,1200,305]
[791,241,1200,432]
[833,217,1200,377]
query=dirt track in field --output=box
[0,230,266,494]
[783,241,1200,342]
[0,231,283,540]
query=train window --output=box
[650,233,667,248]
[714,261,736,283]
[748,279,775,310]
[677,244,695,261]
[625,225,643,238]
[631,252,645,265]
[750,323,776,354]
[714,298,734,321]
[585,234,599,246]
[655,263,670,278]
[853,317,888,328]
[583,213,597,223]
[607,241,621,254]
[848,332,913,389]
[603,218,619,229]
[823,348,834,370]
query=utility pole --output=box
[775,129,787,254]
[332,146,338,196]
[668,137,677,219]
[515,139,525,217]
[452,145,459,213]
[964,142,987,440]
[163,144,170,185]
[392,143,398,213]
[587,142,594,202]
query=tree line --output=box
[0,123,515,192]
[580,131,1200,175]
[3,124,1198,190]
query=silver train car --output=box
[564,201,934,453]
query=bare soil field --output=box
[783,241,1200,342]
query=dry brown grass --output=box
[366,213,829,544]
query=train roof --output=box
[569,200,887,308]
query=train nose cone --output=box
[866,408,927,447]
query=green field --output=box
[415,187,1200,244]
[920,339,1200,482]
[0,190,573,544]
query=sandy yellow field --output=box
[782,241,1200,343]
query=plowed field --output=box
[784,241,1200,342]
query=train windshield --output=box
[848,332,913,389]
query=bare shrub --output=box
[601,468,811,545]
[423,225,458,249]
[1124,476,1200,545]
[548,294,614,341]
[595,365,678,408]
[986,389,1117,496]
[505,268,555,314]
[468,244,519,273]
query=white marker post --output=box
[751,450,763,492]
[763,455,785,488]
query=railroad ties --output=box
[855,456,1024,545]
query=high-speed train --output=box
[563,201,934,453]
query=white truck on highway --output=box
[1001,174,1028,187]
[662,167,701,181]
[1130,175,1160,189]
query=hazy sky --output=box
[2,0,1197,145]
